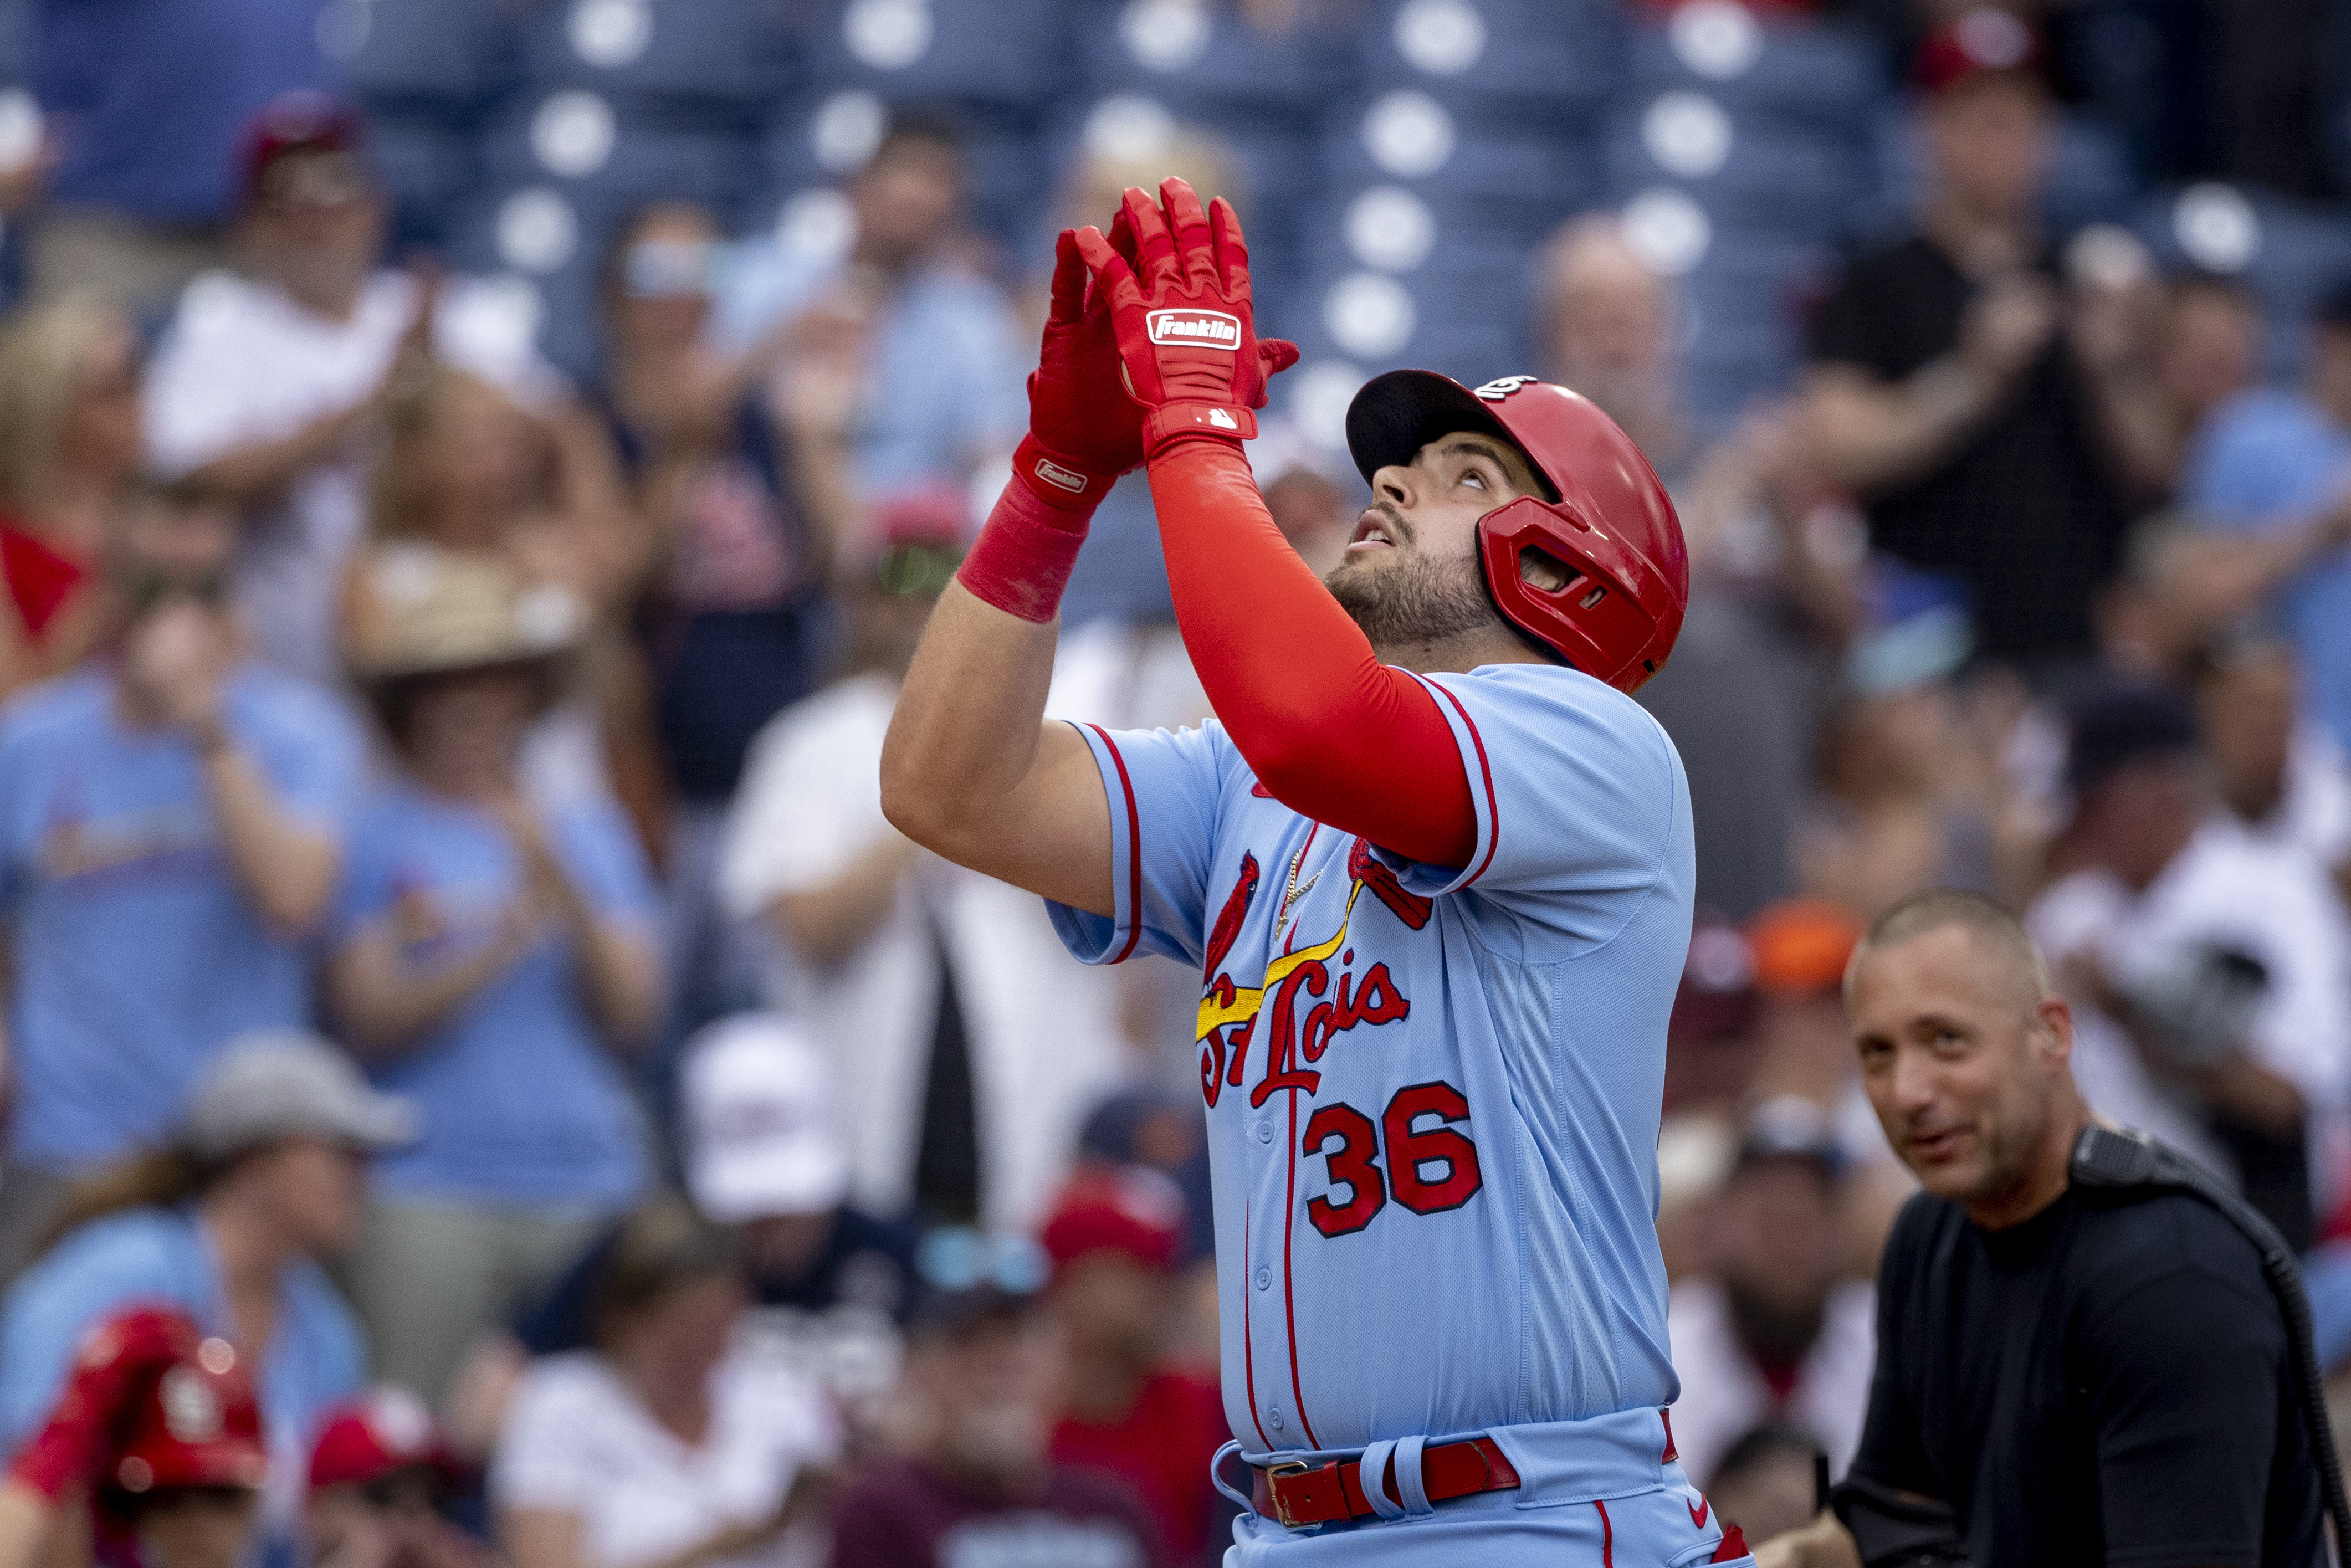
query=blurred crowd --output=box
[1,0,2350,1563]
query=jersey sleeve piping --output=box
[1084,721,1146,964]
[1428,679,1502,886]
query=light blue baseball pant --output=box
[1217,1408,1759,1567]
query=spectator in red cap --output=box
[1801,8,2138,672]
[0,1306,267,1568]
[141,91,561,686]
[1040,1171,1226,1566]
[306,1388,485,1568]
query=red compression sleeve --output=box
[1146,442,1477,868]
[955,440,1100,624]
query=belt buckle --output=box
[1263,1460,1312,1529]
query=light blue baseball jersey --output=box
[1051,660,1694,1457]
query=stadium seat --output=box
[1600,94,1871,239]
[515,0,793,132]
[2132,182,2351,378]
[331,0,519,113]
[1315,94,1602,250]
[1073,0,1337,131]
[1348,0,1626,129]
[366,112,482,253]
[1627,0,1889,140]
[793,0,1075,116]
[757,88,1051,255]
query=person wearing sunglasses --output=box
[718,503,1128,1237]
[832,1227,1164,1568]
[0,486,367,1284]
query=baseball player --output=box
[882,179,1731,1565]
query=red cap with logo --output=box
[237,90,368,209]
[309,1386,452,1492]
[1913,8,2045,96]
[1039,1168,1186,1278]
[109,1334,268,1495]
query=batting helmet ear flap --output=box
[1476,496,1683,693]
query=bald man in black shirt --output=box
[1756,889,2325,1568]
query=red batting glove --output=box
[957,225,1144,622]
[9,1306,199,1502]
[1072,178,1300,458]
[1014,227,1144,510]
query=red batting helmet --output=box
[109,1330,268,1495]
[1344,370,1687,693]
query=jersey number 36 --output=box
[1303,1080,1483,1237]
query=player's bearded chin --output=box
[1325,534,1497,653]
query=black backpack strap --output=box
[2070,1124,2350,1563]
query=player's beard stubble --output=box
[1324,503,1498,655]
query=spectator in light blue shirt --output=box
[2183,286,2351,750]
[0,486,364,1285]
[714,118,1026,501]
[324,556,663,1406]
[0,1032,413,1568]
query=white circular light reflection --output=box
[1621,187,1712,275]
[1669,0,1762,81]
[1362,91,1456,179]
[1344,186,1436,273]
[531,91,616,178]
[1289,361,1367,454]
[843,0,934,70]
[811,90,887,172]
[569,0,651,68]
[1084,95,1177,163]
[2173,182,2260,273]
[496,188,579,275]
[1642,91,1732,179]
[1120,0,1210,73]
[0,91,43,176]
[1324,272,1417,360]
[774,187,857,264]
[1393,0,1486,76]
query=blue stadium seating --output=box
[2132,182,2351,378]
[1626,3,1888,140]
[1348,0,1626,129]
[335,0,519,113]
[794,0,1075,115]
[515,0,793,132]
[366,112,482,252]
[1600,98,1871,239]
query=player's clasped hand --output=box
[1071,177,1299,458]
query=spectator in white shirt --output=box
[1666,1106,1874,1486]
[718,511,1126,1235]
[2029,681,2351,1249]
[141,93,558,685]
[492,1196,838,1568]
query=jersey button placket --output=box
[1254,1265,1271,1290]
[1255,1119,1274,1144]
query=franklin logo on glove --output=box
[1147,309,1242,349]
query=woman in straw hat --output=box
[327,557,662,1413]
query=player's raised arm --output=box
[878,226,1290,915]
[1072,180,1687,878]
[1070,182,1485,868]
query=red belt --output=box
[1251,1437,1522,1528]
